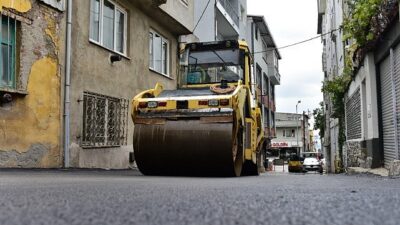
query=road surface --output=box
[0,169,399,225]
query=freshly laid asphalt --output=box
[0,169,399,225]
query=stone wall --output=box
[344,140,370,168]
[388,160,400,177]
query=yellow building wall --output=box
[0,0,63,168]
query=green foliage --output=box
[313,102,325,138]
[322,73,351,119]
[343,0,383,46]
[322,0,397,170]
[343,0,398,68]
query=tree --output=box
[313,102,325,139]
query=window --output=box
[0,15,16,89]
[263,73,269,95]
[149,30,169,76]
[255,26,258,40]
[182,49,244,85]
[90,0,127,55]
[256,64,262,89]
[240,5,245,23]
[274,51,279,68]
[262,41,267,62]
[82,92,129,148]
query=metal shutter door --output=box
[394,44,400,161]
[379,54,397,168]
[346,88,362,140]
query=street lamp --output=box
[296,100,301,155]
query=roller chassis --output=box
[131,41,264,177]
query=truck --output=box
[131,40,264,176]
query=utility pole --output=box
[296,100,301,155]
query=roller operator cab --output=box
[131,40,264,177]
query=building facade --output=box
[271,112,310,157]
[193,0,247,42]
[0,0,65,168]
[246,15,281,154]
[317,0,345,173]
[0,0,194,169]
[318,0,400,175]
[67,0,194,168]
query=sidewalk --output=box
[346,167,389,177]
[267,165,289,174]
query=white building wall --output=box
[319,0,345,173]
[193,0,216,41]
[346,53,379,140]
[160,0,195,32]
[238,0,247,40]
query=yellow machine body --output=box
[131,40,264,176]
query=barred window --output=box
[0,15,17,89]
[82,92,128,148]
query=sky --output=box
[247,0,324,121]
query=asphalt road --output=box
[0,169,399,225]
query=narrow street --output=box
[1,170,399,225]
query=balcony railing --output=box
[217,0,239,28]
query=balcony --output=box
[217,0,239,27]
[268,65,281,85]
[135,0,191,35]
[215,0,240,39]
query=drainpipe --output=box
[64,0,72,168]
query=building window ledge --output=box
[149,68,174,80]
[89,40,131,60]
[0,88,28,95]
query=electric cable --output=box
[193,0,212,33]
[252,27,342,55]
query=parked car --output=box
[288,154,303,173]
[302,157,323,173]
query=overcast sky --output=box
[247,0,324,118]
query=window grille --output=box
[82,92,128,148]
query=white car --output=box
[302,157,323,173]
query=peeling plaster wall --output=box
[0,0,64,168]
[0,0,32,13]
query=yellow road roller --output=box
[131,40,264,176]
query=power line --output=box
[252,27,342,55]
[193,0,212,33]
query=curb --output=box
[346,167,389,177]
